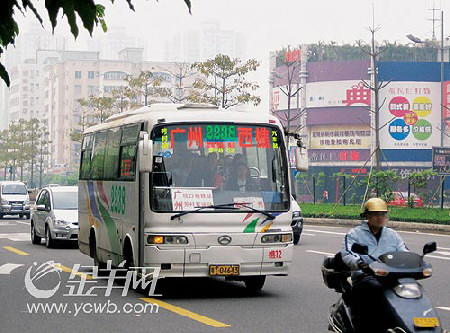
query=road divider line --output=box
[140,298,231,328]
[438,246,450,251]
[302,233,316,236]
[437,307,450,311]
[54,264,94,280]
[306,250,334,256]
[0,263,24,274]
[425,255,450,261]
[15,221,30,226]
[3,246,29,255]
[303,229,346,236]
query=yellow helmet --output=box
[362,198,388,215]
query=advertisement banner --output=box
[432,147,450,175]
[309,124,371,149]
[306,80,371,108]
[379,82,441,149]
[270,85,299,112]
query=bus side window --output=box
[103,127,122,180]
[118,123,141,181]
[119,145,137,180]
[90,131,107,180]
[80,134,93,180]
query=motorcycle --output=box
[321,241,447,333]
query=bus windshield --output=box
[151,123,290,212]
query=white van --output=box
[0,181,31,219]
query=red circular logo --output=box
[389,96,410,117]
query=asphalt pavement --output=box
[0,216,449,333]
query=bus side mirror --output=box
[139,131,153,173]
[295,146,308,171]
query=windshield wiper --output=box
[170,203,238,220]
[170,202,275,220]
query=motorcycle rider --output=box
[341,198,408,333]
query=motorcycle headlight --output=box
[54,219,70,227]
[394,282,422,299]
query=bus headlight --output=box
[261,233,292,243]
[146,235,189,245]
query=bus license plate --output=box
[209,265,240,276]
[413,317,440,328]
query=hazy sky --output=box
[14,0,450,110]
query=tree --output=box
[0,130,11,180]
[190,54,261,109]
[157,62,197,103]
[0,0,192,87]
[273,46,304,133]
[125,71,163,106]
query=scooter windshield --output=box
[378,252,423,269]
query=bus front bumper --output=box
[144,244,294,278]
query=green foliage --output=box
[0,0,192,87]
[301,203,450,224]
[125,70,164,106]
[361,170,400,202]
[305,41,439,63]
[407,169,438,207]
[190,54,261,109]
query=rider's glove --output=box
[357,259,369,272]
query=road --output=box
[1,216,450,333]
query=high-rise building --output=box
[165,21,246,62]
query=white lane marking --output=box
[437,307,450,312]
[302,233,316,236]
[0,263,24,274]
[426,255,450,261]
[0,224,17,226]
[435,251,450,256]
[0,233,30,242]
[303,229,346,236]
[306,250,334,256]
[398,230,450,238]
[438,246,450,251]
[14,221,30,226]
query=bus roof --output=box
[84,103,283,134]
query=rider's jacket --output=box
[341,221,408,270]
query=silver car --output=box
[31,186,79,248]
[0,181,31,219]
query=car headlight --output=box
[1,198,8,205]
[24,199,30,205]
[292,211,301,218]
[261,233,292,243]
[394,282,422,299]
[54,219,70,227]
[146,235,189,245]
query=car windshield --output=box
[151,123,290,212]
[2,184,27,195]
[52,192,78,210]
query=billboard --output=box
[309,124,371,149]
[432,147,450,175]
[379,82,441,150]
[306,80,371,108]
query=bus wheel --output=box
[244,276,266,292]
[90,234,107,274]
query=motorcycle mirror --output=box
[423,241,437,256]
[351,243,369,255]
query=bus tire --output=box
[244,275,266,292]
[90,232,107,273]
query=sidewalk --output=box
[304,217,450,235]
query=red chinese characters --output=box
[170,128,186,148]
[342,82,371,106]
[255,127,270,148]
[188,126,203,148]
[238,127,253,147]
